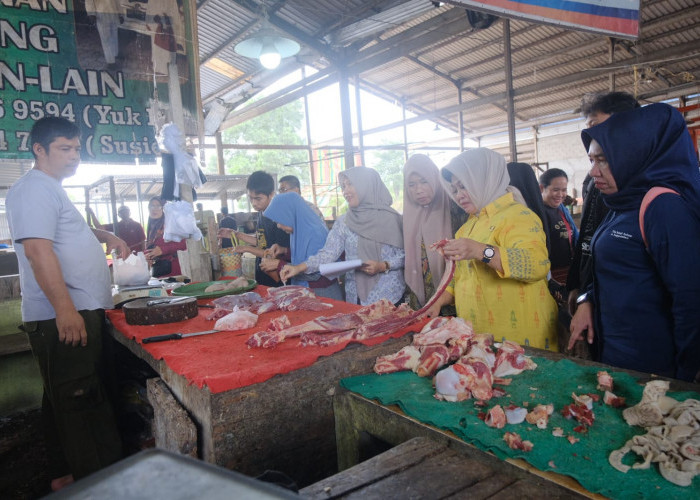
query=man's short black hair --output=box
[278,175,301,189]
[30,117,80,158]
[580,91,640,119]
[539,168,568,187]
[246,171,275,195]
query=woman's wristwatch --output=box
[481,244,495,264]
[576,292,590,305]
[383,261,391,274]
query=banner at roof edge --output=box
[447,0,640,40]
[0,0,200,163]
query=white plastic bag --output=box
[113,252,151,286]
[159,123,203,189]
[163,201,203,242]
[214,307,258,331]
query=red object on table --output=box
[107,286,426,394]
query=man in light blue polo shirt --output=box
[7,117,129,491]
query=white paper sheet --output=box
[319,259,363,280]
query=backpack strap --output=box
[639,187,680,247]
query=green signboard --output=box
[0,0,200,163]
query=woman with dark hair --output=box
[281,167,405,306]
[570,103,700,381]
[144,197,186,277]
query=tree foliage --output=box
[209,100,310,182]
[366,146,406,208]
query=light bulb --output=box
[259,43,281,69]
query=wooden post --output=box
[147,378,197,458]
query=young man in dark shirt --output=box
[229,171,289,287]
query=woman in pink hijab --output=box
[403,154,467,311]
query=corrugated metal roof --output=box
[191,0,700,165]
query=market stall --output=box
[334,349,700,498]
[105,285,426,486]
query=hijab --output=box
[263,192,329,265]
[339,167,404,302]
[507,162,549,253]
[581,103,700,217]
[441,148,526,212]
[146,197,165,246]
[402,155,452,306]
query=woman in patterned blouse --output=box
[281,167,406,306]
[425,149,558,350]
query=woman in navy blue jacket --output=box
[569,103,700,382]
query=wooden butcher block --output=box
[123,297,198,325]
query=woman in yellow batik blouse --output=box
[425,148,558,350]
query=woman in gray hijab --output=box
[281,167,405,306]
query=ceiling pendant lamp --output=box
[234,22,300,70]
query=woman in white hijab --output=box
[425,148,558,350]
[281,167,405,306]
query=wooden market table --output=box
[106,286,423,487]
[332,349,700,499]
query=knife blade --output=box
[146,296,192,307]
[142,329,220,343]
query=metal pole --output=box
[503,19,517,163]
[215,131,227,207]
[108,176,119,238]
[302,68,318,205]
[457,85,465,152]
[533,126,539,165]
[136,180,144,228]
[354,75,366,167]
[338,69,355,170]
[402,100,408,162]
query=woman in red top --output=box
[144,197,186,277]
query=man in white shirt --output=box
[7,117,129,491]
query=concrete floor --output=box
[0,409,51,499]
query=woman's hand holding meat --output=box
[280,262,307,283]
[442,237,482,261]
[422,290,455,319]
[568,302,595,350]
